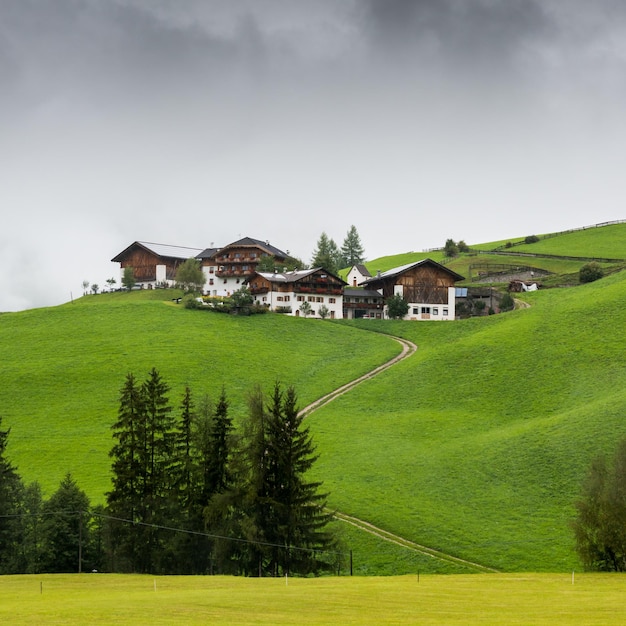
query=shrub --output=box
[182,294,201,309]
[525,235,540,244]
[386,294,409,319]
[579,262,604,284]
[499,292,515,312]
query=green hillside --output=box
[2,222,626,574]
[0,290,399,498]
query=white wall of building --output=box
[254,290,344,319]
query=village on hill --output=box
[111,236,467,321]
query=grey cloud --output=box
[359,0,554,78]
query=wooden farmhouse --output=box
[200,237,289,297]
[360,259,465,320]
[112,241,467,322]
[111,241,204,288]
[247,268,346,318]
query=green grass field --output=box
[2,221,626,575]
[0,291,399,498]
[1,573,625,625]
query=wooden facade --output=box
[111,242,203,285]
[248,268,346,318]
[363,260,464,301]
[203,237,288,279]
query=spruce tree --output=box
[262,383,335,576]
[139,368,176,572]
[106,372,144,571]
[39,473,90,573]
[311,232,341,274]
[0,418,25,574]
[340,225,365,267]
[107,369,176,573]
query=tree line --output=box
[0,372,338,576]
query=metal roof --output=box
[111,241,204,262]
[361,258,465,285]
[254,267,346,284]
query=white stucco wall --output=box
[254,290,344,319]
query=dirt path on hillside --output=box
[335,512,499,573]
[299,331,499,573]
[298,335,416,418]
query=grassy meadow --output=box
[2,221,626,576]
[0,291,399,498]
[2,573,626,625]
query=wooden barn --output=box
[111,241,204,287]
[360,259,465,320]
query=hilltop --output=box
[1,221,626,574]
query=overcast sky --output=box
[2,1,625,311]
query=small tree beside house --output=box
[122,267,136,291]
[176,258,206,293]
[386,294,409,319]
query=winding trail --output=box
[299,330,499,573]
[298,335,416,418]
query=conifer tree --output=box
[340,225,365,267]
[106,372,144,571]
[262,383,335,576]
[107,369,176,573]
[39,473,90,573]
[0,418,25,574]
[311,232,341,274]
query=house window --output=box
[235,253,240,258]
[433,307,439,315]
[277,296,284,301]
[284,296,290,302]
[329,298,336,304]
[209,267,214,274]
[243,265,248,271]
[209,279,214,285]
[316,297,323,303]
[421,307,431,314]
[236,278,240,284]
[413,308,419,314]
[443,308,449,316]
[308,296,315,302]
[250,253,256,258]
[297,296,304,302]
[262,297,267,302]
[223,279,227,284]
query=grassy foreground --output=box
[2,573,625,625]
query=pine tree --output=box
[262,383,335,576]
[0,418,25,574]
[206,387,233,495]
[106,372,144,571]
[106,369,176,573]
[39,473,90,573]
[340,225,365,267]
[217,385,268,575]
[175,386,195,510]
[15,482,44,574]
[311,232,341,275]
[139,368,176,572]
